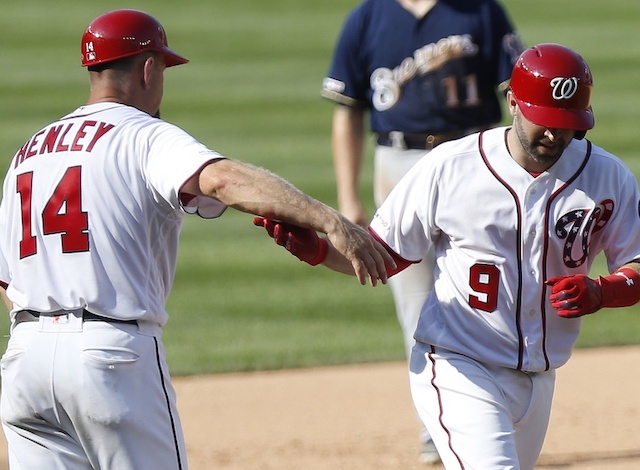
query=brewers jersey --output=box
[321,0,523,134]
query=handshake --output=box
[253,216,397,286]
[253,217,329,266]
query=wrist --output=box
[597,268,640,308]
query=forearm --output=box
[614,261,640,277]
[547,261,640,318]
[196,159,341,234]
[599,261,640,308]
[1,288,11,312]
[332,106,367,223]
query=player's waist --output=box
[14,308,138,325]
[376,129,477,150]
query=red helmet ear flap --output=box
[81,9,188,68]
[510,43,594,131]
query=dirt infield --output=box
[175,345,640,469]
[0,346,639,469]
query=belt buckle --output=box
[389,131,407,150]
[425,135,437,150]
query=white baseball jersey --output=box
[0,102,226,326]
[370,126,640,372]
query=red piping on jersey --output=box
[479,130,526,370]
[428,345,466,468]
[540,140,593,369]
[0,280,8,290]
[479,131,593,371]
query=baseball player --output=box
[258,43,640,468]
[0,9,392,469]
[321,0,524,461]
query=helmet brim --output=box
[161,47,189,67]
[515,97,594,131]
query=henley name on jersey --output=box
[14,120,115,168]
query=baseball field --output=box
[1,0,640,468]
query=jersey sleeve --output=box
[321,4,370,107]
[0,256,8,290]
[601,166,640,272]
[142,121,228,217]
[369,154,438,262]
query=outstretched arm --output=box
[181,159,391,285]
[253,217,396,285]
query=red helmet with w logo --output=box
[510,43,594,131]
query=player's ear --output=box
[140,52,164,89]
[141,55,155,89]
[506,90,518,117]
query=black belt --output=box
[376,130,472,150]
[17,309,137,325]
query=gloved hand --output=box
[546,274,602,318]
[253,217,328,266]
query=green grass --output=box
[1,0,640,375]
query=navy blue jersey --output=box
[322,0,524,134]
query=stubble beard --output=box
[513,117,567,168]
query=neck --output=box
[505,128,556,174]
[87,71,153,116]
[397,0,437,18]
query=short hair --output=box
[87,51,157,73]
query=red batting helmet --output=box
[81,9,188,68]
[510,43,594,131]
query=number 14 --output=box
[16,166,89,259]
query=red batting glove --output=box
[545,275,602,318]
[253,217,328,266]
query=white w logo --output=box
[550,77,578,100]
